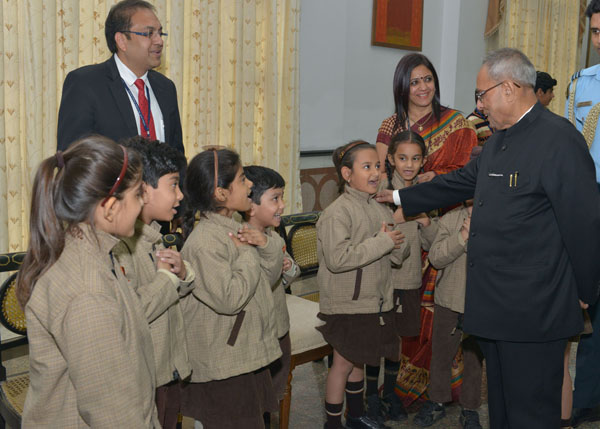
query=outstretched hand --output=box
[375,189,395,204]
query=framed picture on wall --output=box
[371,0,423,51]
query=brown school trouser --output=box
[428,304,484,409]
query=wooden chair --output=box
[278,211,320,279]
[277,212,332,429]
[0,252,27,429]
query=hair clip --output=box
[101,145,128,207]
[339,141,366,161]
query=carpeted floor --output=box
[3,341,600,428]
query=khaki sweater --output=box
[180,213,282,382]
[113,219,194,386]
[428,205,469,313]
[265,229,300,338]
[385,171,438,290]
[23,225,159,428]
[317,186,410,314]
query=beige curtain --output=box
[0,0,300,253]
[486,0,586,115]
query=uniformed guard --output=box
[566,63,600,188]
[564,1,600,427]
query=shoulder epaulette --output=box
[572,65,600,81]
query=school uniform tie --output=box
[134,78,156,140]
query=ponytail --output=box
[16,136,142,308]
[16,156,67,307]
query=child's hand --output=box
[392,207,405,224]
[417,171,436,183]
[282,257,292,273]
[228,232,248,248]
[381,222,405,249]
[237,224,267,247]
[460,214,471,242]
[156,249,187,280]
[580,299,589,309]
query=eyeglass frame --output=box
[475,80,521,102]
[119,29,168,40]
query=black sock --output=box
[345,380,365,418]
[365,364,380,397]
[383,358,400,397]
[325,401,344,429]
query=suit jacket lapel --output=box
[106,56,139,137]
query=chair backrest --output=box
[0,253,26,337]
[278,212,320,277]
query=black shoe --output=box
[381,393,408,421]
[345,414,391,429]
[572,405,600,427]
[413,400,446,427]
[459,409,482,429]
[365,394,385,424]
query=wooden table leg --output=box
[279,360,295,429]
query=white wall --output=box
[299,0,488,156]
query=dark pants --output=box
[477,337,566,429]
[573,184,600,409]
[429,305,483,409]
[574,302,600,408]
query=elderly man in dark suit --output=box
[377,48,600,429]
[57,0,184,154]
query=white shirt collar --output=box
[516,103,535,123]
[114,54,148,86]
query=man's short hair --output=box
[105,0,155,54]
[587,0,600,18]
[121,137,186,188]
[244,165,285,205]
[483,48,536,88]
[535,71,557,93]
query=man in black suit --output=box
[57,0,184,154]
[377,48,600,428]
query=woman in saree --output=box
[375,53,478,408]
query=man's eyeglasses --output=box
[475,81,521,102]
[120,29,168,40]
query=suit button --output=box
[471,232,476,237]
[469,262,474,268]
[501,144,507,151]
[478,200,483,206]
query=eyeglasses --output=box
[120,29,168,40]
[475,81,521,102]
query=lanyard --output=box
[122,79,152,138]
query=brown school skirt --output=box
[269,332,291,401]
[392,289,421,337]
[317,311,400,366]
[156,381,182,429]
[180,367,278,429]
